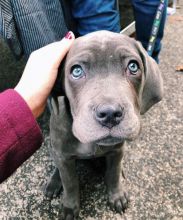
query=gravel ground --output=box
[0,3,183,220]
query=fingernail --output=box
[65,31,73,40]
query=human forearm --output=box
[0,89,42,183]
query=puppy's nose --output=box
[95,104,124,129]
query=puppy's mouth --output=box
[96,136,124,146]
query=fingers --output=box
[53,31,75,67]
[31,31,75,68]
[56,31,75,56]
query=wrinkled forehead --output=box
[66,31,140,61]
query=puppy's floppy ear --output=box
[136,42,163,114]
[50,96,60,115]
[50,96,70,115]
[50,57,67,115]
[51,57,66,97]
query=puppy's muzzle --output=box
[95,103,125,129]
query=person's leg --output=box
[131,0,167,63]
[71,0,120,36]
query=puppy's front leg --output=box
[58,158,80,220]
[105,149,128,213]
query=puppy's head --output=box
[60,31,163,145]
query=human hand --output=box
[15,31,75,118]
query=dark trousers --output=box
[71,0,167,62]
[71,0,120,35]
[131,0,168,63]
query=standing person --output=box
[69,0,167,63]
[131,0,168,63]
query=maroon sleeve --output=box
[0,89,43,183]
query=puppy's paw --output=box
[43,177,62,199]
[108,190,128,213]
[63,206,79,220]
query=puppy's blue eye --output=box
[71,65,85,79]
[128,61,139,75]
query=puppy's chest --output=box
[77,143,109,159]
[63,143,112,159]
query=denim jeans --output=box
[71,0,167,62]
[131,0,168,63]
[71,0,120,35]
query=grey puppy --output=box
[44,30,163,219]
